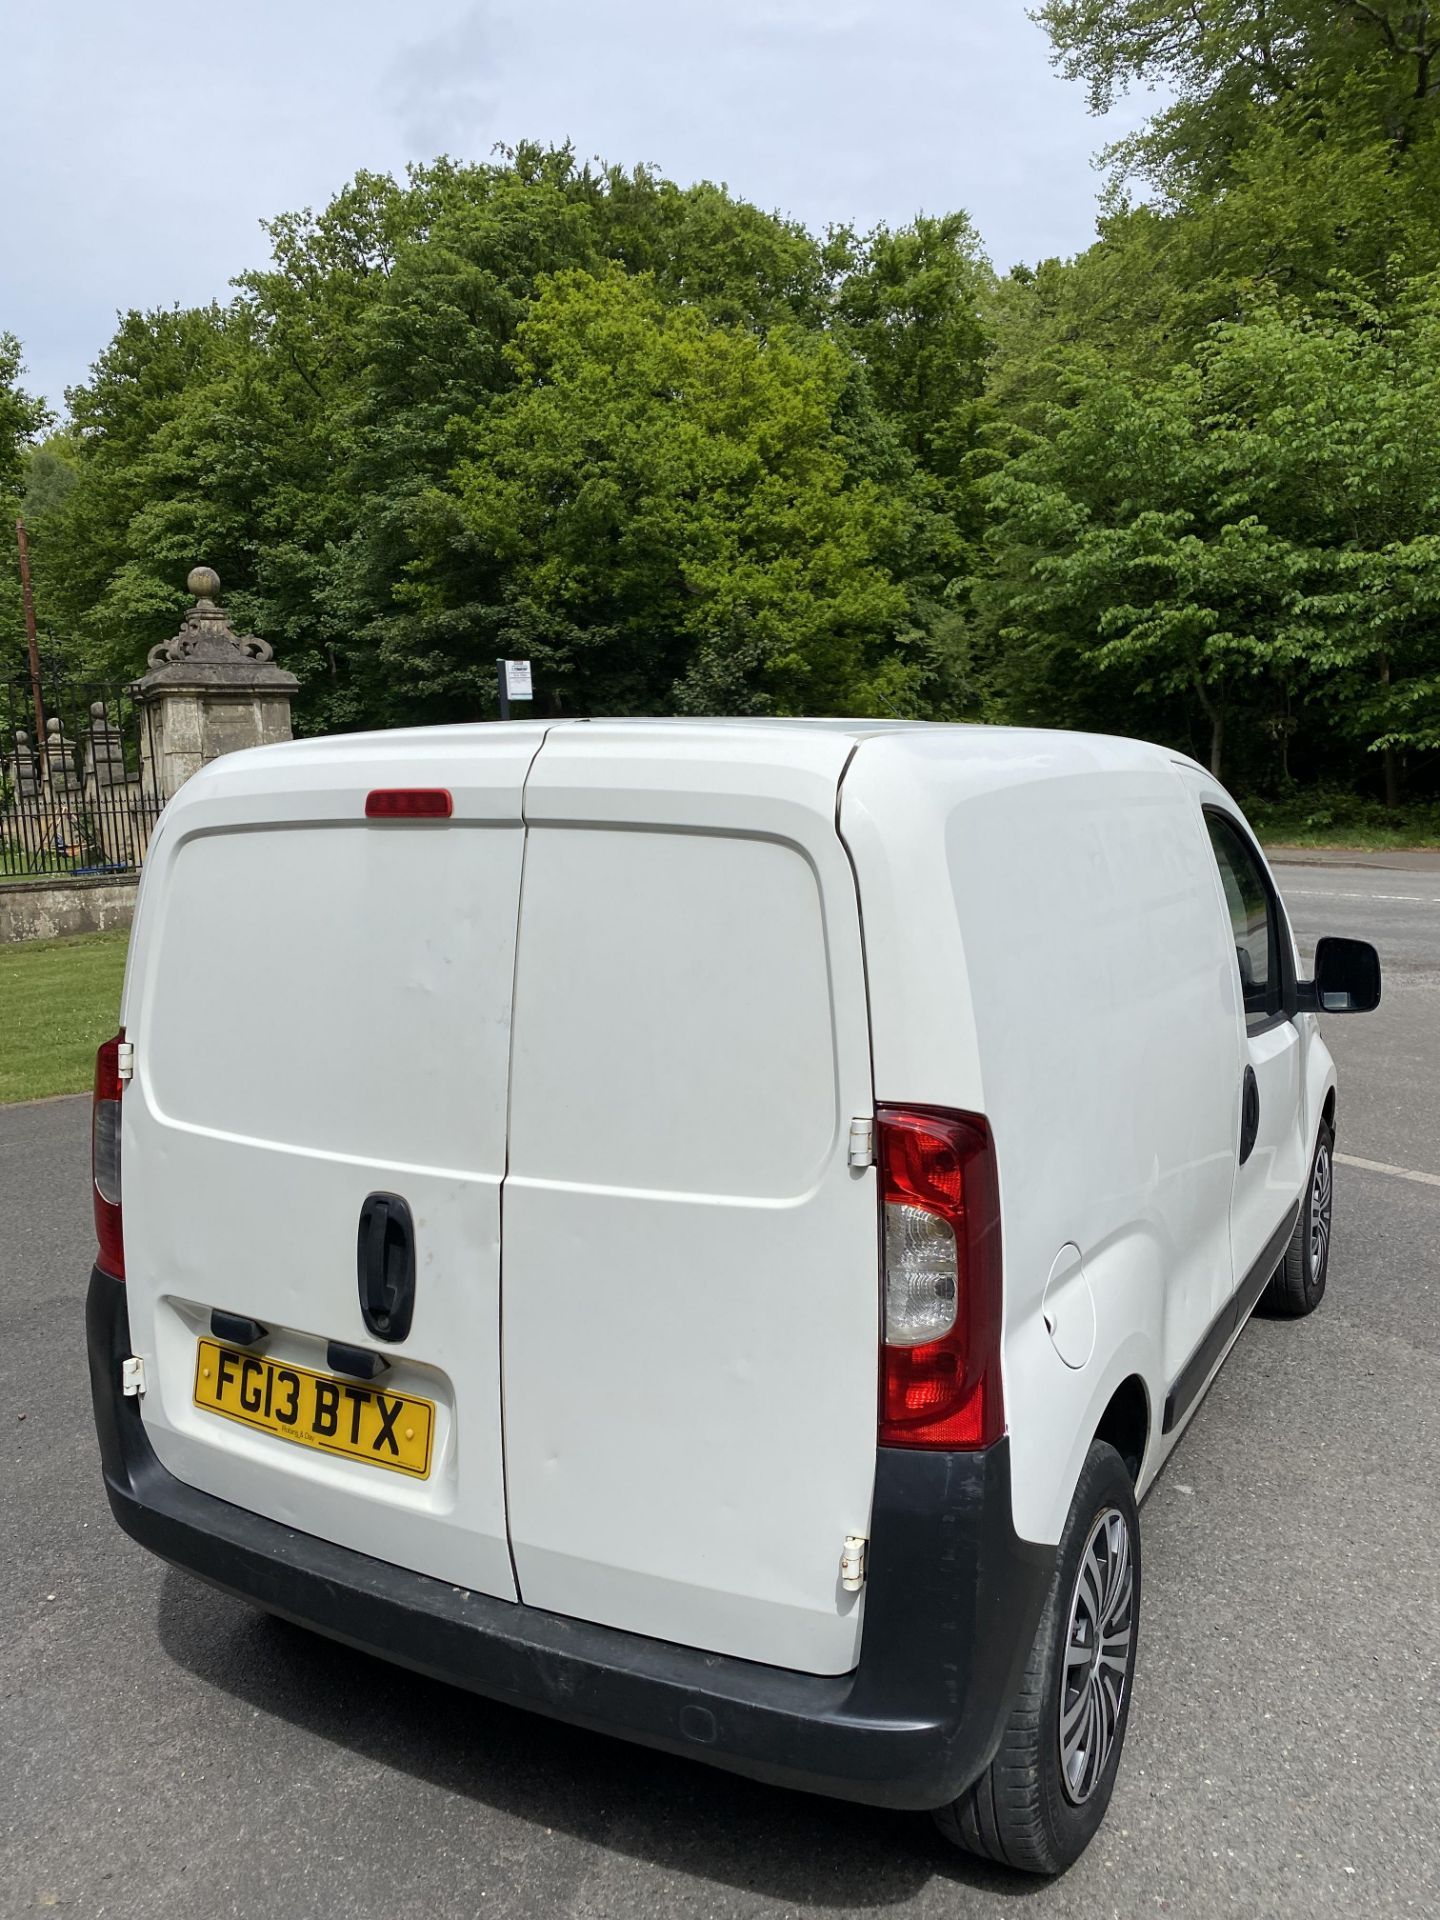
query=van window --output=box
[1204,812,1281,1032]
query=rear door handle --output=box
[357,1192,416,1342]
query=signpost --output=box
[497,658,533,721]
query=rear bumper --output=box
[87,1267,1053,1811]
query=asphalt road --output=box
[2,857,1437,1919]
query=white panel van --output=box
[87,720,1380,1873]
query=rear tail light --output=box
[365,789,453,819]
[93,1031,126,1280]
[877,1106,1002,1449]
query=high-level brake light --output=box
[365,789,453,819]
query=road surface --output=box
[2,855,1435,1918]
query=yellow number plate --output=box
[193,1339,434,1479]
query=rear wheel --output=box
[933,1441,1140,1876]
[1261,1120,1333,1318]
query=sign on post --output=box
[496,657,533,720]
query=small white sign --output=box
[504,659,533,701]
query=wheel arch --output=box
[1092,1374,1151,1485]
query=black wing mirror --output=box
[1296,936,1381,1015]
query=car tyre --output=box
[932,1440,1140,1876]
[1260,1120,1333,1318]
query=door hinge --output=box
[848,1117,874,1168]
[120,1355,146,1397]
[116,1040,135,1083]
[840,1533,868,1592]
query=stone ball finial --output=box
[188,565,221,600]
[46,715,61,737]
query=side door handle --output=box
[357,1192,417,1342]
[1239,1065,1260,1166]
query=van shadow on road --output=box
[153,1568,1040,1910]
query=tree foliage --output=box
[981,0,1440,793]
[17,147,986,730]
[0,334,51,499]
[0,335,55,658]
[982,283,1440,784]
[1039,1,1440,193]
[433,267,915,715]
[7,17,1440,806]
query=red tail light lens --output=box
[93,1031,126,1280]
[365,789,453,819]
[877,1106,1002,1449]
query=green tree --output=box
[1,334,54,654]
[1039,1,1440,193]
[37,102,1438,812]
[983,280,1440,791]
[413,267,916,716]
[835,214,992,556]
[0,333,50,498]
[44,146,930,726]
[968,0,1440,806]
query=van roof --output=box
[205,717,1205,784]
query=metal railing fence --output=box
[2,661,164,879]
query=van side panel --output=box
[501,726,878,1676]
[842,733,1239,1546]
[119,733,546,1600]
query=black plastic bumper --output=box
[87,1267,1054,1811]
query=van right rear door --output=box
[501,724,880,1677]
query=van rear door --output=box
[501,724,878,1676]
[119,728,547,1601]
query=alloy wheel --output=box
[1058,1506,1135,1804]
[1310,1142,1332,1272]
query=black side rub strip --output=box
[1162,1200,1300,1435]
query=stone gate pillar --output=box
[135,566,298,799]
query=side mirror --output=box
[1296,936,1382,1015]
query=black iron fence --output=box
[2,662,164,879]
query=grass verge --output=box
[0,930,128,1104]
[1242,791,1440,850]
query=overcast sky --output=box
[2,0,1155,415]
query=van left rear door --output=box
[119,729,545,1601]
